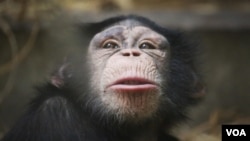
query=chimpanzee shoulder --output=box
[2,83,105,141]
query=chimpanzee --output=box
[1,15,204,141]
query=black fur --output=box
[1,15,203,141]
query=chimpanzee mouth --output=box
[107,77,158,91]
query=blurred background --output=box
[0,0,250,140]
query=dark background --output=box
[0,0,250,140]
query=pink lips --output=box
[107,77,158,92]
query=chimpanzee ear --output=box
[193,81,206,100]
[50,58,71,88]
[191,72,206,100]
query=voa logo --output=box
[226,129,247,136]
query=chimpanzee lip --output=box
[107,77,158,91]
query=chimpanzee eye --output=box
[139,42,156,49]
[102,41,120,49]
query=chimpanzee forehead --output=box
[101,19,146,31]
[99,19,159,37]
[97,24,166,41]
[116,19,144,28]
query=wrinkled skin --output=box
[88,21,170,121]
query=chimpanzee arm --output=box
[1,84,101,141]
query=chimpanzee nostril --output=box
[132,51,140,56]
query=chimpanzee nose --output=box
[121,49,141,57]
